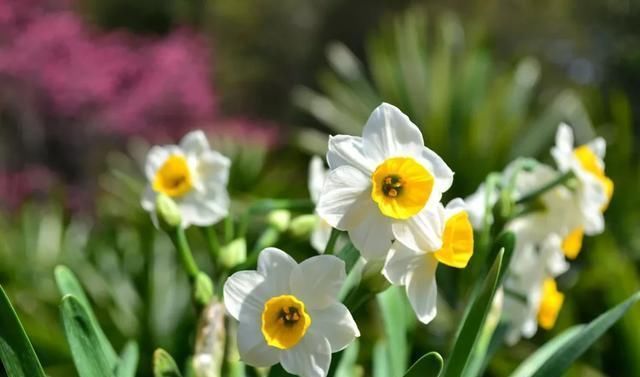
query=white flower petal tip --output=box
[317,103,455,262]
[141,129,231,229]
[222,248,359,377]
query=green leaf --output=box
[60,295,112,377]
[510,325,585,377]
[377,286,409,376]
[54,265,119,367]
[115,341,139,377]
[336,242,360,273]
[335,340,360,377]
[404,352,443,377]
[528,291,640,377]
[442,248,506,377]
[0,286,46,377]
[153,348,183,377]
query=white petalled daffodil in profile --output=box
[317,103,454,260]
[551,123,613,235]
[308,156,332,253]
[502,234,568,345]
[382,199,473,324]
[141,130,231,228]
[223,247,359,377]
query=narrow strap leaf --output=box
[510,325,585,377]
[528,291,640,377]
[0,285,46,377]
[60,295,112,377]
[115,341,140,377]
[442,249,504,377]
[54,265,119,368]
[404,352,443,377]
[153,348,184,377]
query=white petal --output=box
[361,103,424,162]
[223,271,267,321]
[179,190,228,228]
[326,135,374,174]
[392,206,444,253]
[280,332,331,377]
[198,150,231,187]
[257,247,298,295]
[419,147,454,193]
[144,146,171,181]
[587,137,606,159]
[556,123,575,152]
[308,303,359,352]
[308,156,327,204]
[315,166,370,229]
[347,203,394,260]
[180,130,210,156]
[444,197,467,215]
[140,186,156,211]
[382,242,423,286]
[405,255,439,324]
[237,320,280,367]
[310,219,332,254]
[290,255,345,310]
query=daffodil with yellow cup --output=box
[317,103,454,260]
[382,199,474,324]
[141,130,231,229]
[223,247,359,377]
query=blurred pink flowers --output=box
[0,0,217,138]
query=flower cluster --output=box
[466,123,613,344]
[314,103,474,324]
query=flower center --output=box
[573,146,614,210]
[433,211,474,268]
[261,295,311,350]
[371,157,434,219]
[153,155,193,198]
[561,227,584,260]
[537,278,564,330]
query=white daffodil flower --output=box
[502,233,567,345]
[382,199,473,324]
[551,123,613,235]
[508,163,588,260]
[308,156,333,253]
[223,248,359,377]
[317,103,454,260]
[141,130,231,228]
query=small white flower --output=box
[317,103,454,260]
[551,123,613,235]
[382,199,473,324]
[141,130,231,228]
[223,248,360,377]
[502,234,567,345]
[308,156,333,253]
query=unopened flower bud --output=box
[193,301,226,377]
[289,214,318,238]
[267,210,291,232]
[193,272,214,307]
[156,194,182,229]
[218,238,247,269]
[153,348,181,376]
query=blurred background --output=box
[0,0,638,376]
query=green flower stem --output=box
[168,227,200,280]
[203,226,221,261]
[324,228,342,255]
[515,171,574,205]
[224,217,234,244]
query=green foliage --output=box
[0,285,46,377]
[152,349,183,377]
[60,295,115,377]
[403,352,443,377]
[443,248,505,377]
[294,7,595,196]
